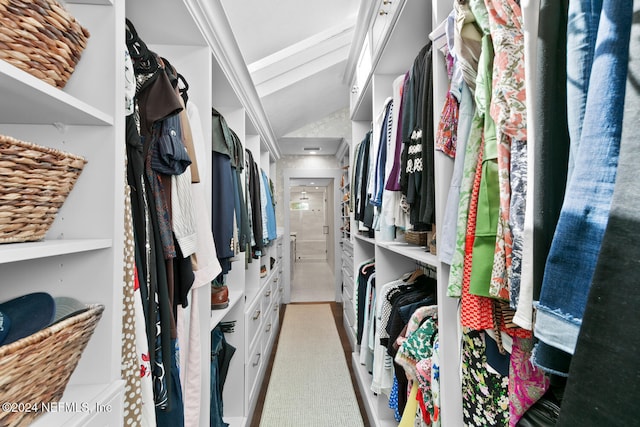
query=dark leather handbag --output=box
[516,397,560,426]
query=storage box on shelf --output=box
[0,135,86,244]
[0,304,104,427]
[0,0,90,89]
[0,1,125,425]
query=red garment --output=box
[461,137,494,330]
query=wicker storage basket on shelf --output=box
[0,135,87,244]
[0,0,90,88]
[0,304,104,427]
[405,230,428,246]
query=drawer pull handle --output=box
[383,0,392,4]
[265,290,271,297]
[274,305,278,312]
[252,353,261,367]
[253,310,261,320]
[265,323,272,333]
[379,10,388,15]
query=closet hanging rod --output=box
[415,260,437,276]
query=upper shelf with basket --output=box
[0,60,113,126]
[0,0,118,126]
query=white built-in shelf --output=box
[351,352,398,427]
[0,239,112,264]
[376,241,438,268]
[30,381,124,427]
[351,75,373,121]
[354,233,376,245]
[210,287,245,330]
[259,263,278,289]
[245,262,277,310]
[0,62,113,126]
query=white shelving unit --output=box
[0,1,126,426]
[343,0,463,426]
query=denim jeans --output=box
[565,0,603,182]
[534,0,633,374]
[211,326,235,427]
[557,5,640,422]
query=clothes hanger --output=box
[177,73,189,106]
[406,268,424,284]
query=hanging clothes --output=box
[484,0,528,303]
[380,75,409,240]
[245,149,264,257]
[371,278,404,396]
[399,42,435,228]
[356,259,375,345]
[461,329,509,427]
[556,7,640,420]
[211,109,237,274]
[534,0,633,374]
[210,325,236,427]
[513,0,569,329]
[178,101,223,427]
[230,131,250,253]
[261,169,277,243]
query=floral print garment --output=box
[416,336,441,426]
[436,53,460,158]
[462,329,509,426]
[509,337,550,426]
[396,313,438,382]
[396,317,438,427]
[484,0,528,301]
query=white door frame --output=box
[283,168,343,303]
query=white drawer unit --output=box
[246,341,263,409]
[246,292,264,357]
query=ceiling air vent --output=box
[303,147,320,151]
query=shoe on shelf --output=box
[260,265,267,278]
[270,257,276,270]
[211,284,229,310]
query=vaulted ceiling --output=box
[219,0,360,157]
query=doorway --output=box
[290,185,328,262]
[289,181,333,302]
[283,169,342,304]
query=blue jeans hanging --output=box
[533,0,633,375]
[211,326,235,427]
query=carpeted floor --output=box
[257,303,365,427]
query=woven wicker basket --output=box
[0,135,87,244]
[0,0,90,88]
[0,304,104,427]
[405,230,428,246]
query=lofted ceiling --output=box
[219,0,360,157]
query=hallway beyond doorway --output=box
[289,185,328,261]
[290,259,335,302]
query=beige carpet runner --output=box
[259,303,364,427]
